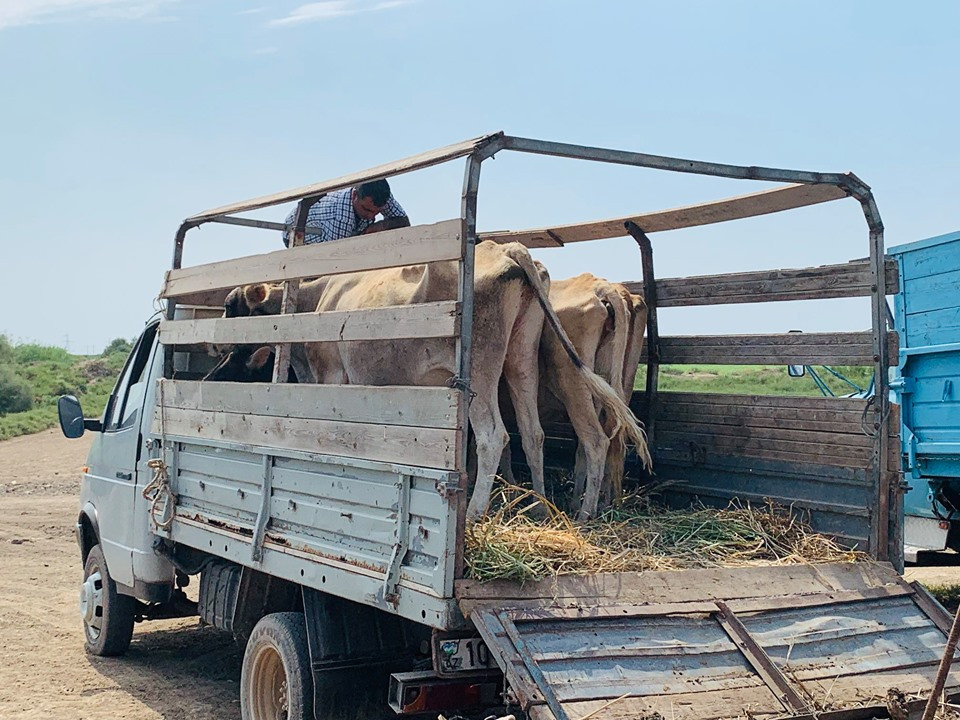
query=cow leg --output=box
[498,443,518,485]
[465,387,510,520]
[502,311,546,501]
[545,340,610,521]
[289,344,316,384]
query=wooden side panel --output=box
[638,331,897,366]
[622,258,900,307]
[153,407,457,470]
[161,380,461,429]
[160,301,459,345]
[479,184,848,248]
[161,219,461,299]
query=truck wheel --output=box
[241,612,313,720]
[81,544,135,656]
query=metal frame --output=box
[165,132,893,562]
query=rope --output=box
[143,459,177,531]
[142,379,177,531]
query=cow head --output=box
[204,346,276,382]
[224,283,282,319]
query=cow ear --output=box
[247,346,274,370]
[244,284,268,305]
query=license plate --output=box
[434,635,497,676]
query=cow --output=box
[219,277,331,383]
[500,274,650,517]
[231,243,652,520]
[203,345,297,383]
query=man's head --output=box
[352,179,391,220]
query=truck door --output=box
[85,322,159,588]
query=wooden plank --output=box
[655,423,872,450]
[655,414,872,439]
[532,686,785,720]
[639,332,896,366]
[714,601,808,712]
[480,183,849,248]
[189,133,501,221]
[796,665,960,709]
[161,219,461,299]
[152,407,457,470]
[456,563,902,617]
[637,391,871,411]
[161,380,460,429]
[159,301,459,345]
[500,587,913,623]
[655,429,873,467]
[653,404,879,436]
[622,259,899,307]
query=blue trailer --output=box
[889,230,960,561]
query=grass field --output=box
[636,363,874,397]
[0,338,130,441]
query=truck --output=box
[58,133,960,720]
[889,230,960,561]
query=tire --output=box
[80,544,136,656]
[241,612,313,720]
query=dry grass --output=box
[465,483,867,582]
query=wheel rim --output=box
[248,642,288,720]
[80,568,104,642]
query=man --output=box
[283,178,410,246]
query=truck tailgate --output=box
[456,563,958,720]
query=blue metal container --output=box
[889,230,960,559]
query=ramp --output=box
[456,563,959,720]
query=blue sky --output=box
[1,0,957,352]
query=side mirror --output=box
[786,329,805,378]
[58,395,86,438]
[58,395,102,438]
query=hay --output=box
[465,483,867,582]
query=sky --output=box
[1,0,957,353]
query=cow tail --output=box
[504,245,653,472]
[601,287,632,500]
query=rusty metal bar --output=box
[714,601,808,713]
[207,215,327,234]
[499,135,864,189]
[911,581,956,636]
[625,221,659,448]
[271,196,316,384]
[922,600,960,720]
[452,153,482,583]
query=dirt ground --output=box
[0,429,957,720]
[0,430,241,720]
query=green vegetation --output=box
[0,336,131,441]
[635,364,874,397]
[926,583,960,614]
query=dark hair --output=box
[356,179,391,207]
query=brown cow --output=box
[240,242,651,520]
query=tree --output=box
[0,365,33,415]
[102,338,133,357]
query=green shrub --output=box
[0,365,34,414]
[102,338,133,357]
[13,344,71,364]
[0,335,12,364]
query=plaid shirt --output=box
[283,188,406,245]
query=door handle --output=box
[116,471,133,481]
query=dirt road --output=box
[0,430,241,720]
